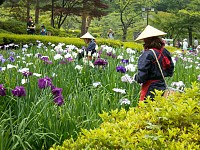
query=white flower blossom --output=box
[26,63,33,67]
[93,82,101,88]
[121,74,133,83]
[112,88,126,94]
[126,48,136,54]
[18,68,29,73]
[125,64,136,72]
[75,65,83,71]
[89,61,94,68]
[119,98,130,105]
[23,44,28,48]
[21,79,28,85]
[72,52,78,58]
[185,65,192,69]
[54,54,63,60]
[7,64,17,69]
[88,51,92,56]
[33,73,42,77]
[64,53,72,59]
[92,52,99,58]
[0,67,6,71]
[171,81,185,91]
[129,56,135,63]
[117,55,123,59]
[24,54,33,57]
[52,72,57,77]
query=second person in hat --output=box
[79,32,97,60]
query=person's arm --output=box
[134,52,153,83]
[86,41,96,51]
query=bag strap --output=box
[150,49,168,88]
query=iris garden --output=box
[0,41,200,149]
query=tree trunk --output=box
[86,16,92,32]
[26,0,31,20]
[188,26,192,46]
[122,27,127,42]
[51,0,55,28]
[81,13,87,36]
[35,0,39,24]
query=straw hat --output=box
[80,32,95,39]
[135,25,167,41]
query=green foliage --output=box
[123,42,143,51]
[0,19,27,34]
[50,82,200,150]
[0,33,128,48]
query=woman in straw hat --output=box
[79,32,97,60]
[134,25,174,101]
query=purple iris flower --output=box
[38,77,53,89]
[94,59,108,66]
[44,60,53,64]
[41,56,49,61]
[9,56,15,62]
[116,66,126,73]
[175,57,178,61]
[1,58,6,64]
[59,60,67,64]
[121,59,129,64]
[10,51,15,56]
[0,55,3,60]
[107,52,112,56]
[66,57,73,62]
[0,55,6,64]
[12,86,26,97]
[37,54,42,58]
[98,50,102,55]
[52,87,63,96]
[112,54,116,58]
[22,71,33,77]
[0,84,6,96]
[54,95,64,106]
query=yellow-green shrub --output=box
[0,33,180,52]
[0,33,123,48]
[123,42,180,52]
[123,42,143,51]
[50,82,200,150]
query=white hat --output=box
[80,32,95,39]
[183,38,187,41]
[135,25,167,41]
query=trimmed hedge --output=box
[50,82,200,150]
[0,33,179,52]
[0,33,124,49]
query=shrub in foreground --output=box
[50,82,200,150]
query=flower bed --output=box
[0,40,200,149]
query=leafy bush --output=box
[50,82,200,150]
[65,29,81,38]
[0,19,27,34]
[123,42,143,51]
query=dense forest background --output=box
[0,0,200,45]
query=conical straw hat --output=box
[135,25,167,41]
[80,32,95,39]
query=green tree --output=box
[0,0,6,5]
[113,0,142,41]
